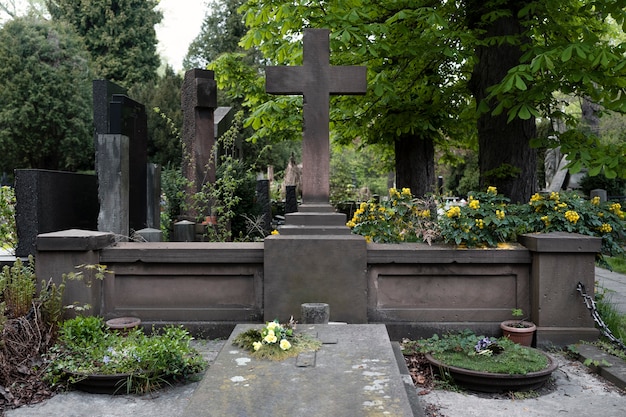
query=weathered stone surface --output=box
[264,234,367,323]
[182,324,415,417]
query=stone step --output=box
[183,324,418,417]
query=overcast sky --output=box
[156,0,208,71]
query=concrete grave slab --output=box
[183,324,415,417]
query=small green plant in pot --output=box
[45,316,207,394]
[500,308,536,346]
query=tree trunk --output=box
[467,1,537,203]
[394,134,435,197]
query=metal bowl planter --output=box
[425,349,557,393]
[500,320,536,346]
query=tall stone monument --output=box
[264,29,368,323]
[266,28,367,234]
[181,69,217,220]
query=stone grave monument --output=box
[264,29,368,323]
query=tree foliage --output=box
[183,0,249,71]
[0,17,93,173]
[46,0,162,88]
[130,66,184,167]
[211,0,626,201]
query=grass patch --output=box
[604,255,626,274]
[403,331,549,375]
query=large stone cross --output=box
[266,28,367,207]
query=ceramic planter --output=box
[500,320,537,346]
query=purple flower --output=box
[474,337,492,352]
[103,355,111,364]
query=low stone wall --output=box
[36,230,601,345]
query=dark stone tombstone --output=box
[266,28,367,234]
[285,185,298,214]
[15,169,98,257]
[93,80,127,145]
[181,69,217,219]
[109,94,148,232]
[266,29,367,209]
[264,29,368,324]
[93,80,149,233]
[255,179,271,234]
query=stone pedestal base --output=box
[264,234,367,323]
[279,204,351,235]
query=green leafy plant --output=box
[439,186,520,247]
[0,186,16,252]
[233,319,321,361]
[0,256,36,318]
[403,330,548,375]
[46,316,206,394]
[346,187,439,244]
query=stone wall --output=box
[35,230,600,345]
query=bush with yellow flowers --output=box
[439,186,520,247]
[520,191,626,256]
[346,187,439,244]
[348,186,626,257]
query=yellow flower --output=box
[264,330,277,344]
[530,193,543,202]
[365,236,372,243]
[487,186,497,195]
[496,209,505,220]
[279,339,291,351]
[541,215,550,226]
[346,220,356,228]
[271,229,279,235]
[401,187,412,197]
[253,341,262,351]
[564,210,580,224]
[469,199,480,210]
[550,192,560,201]
[419,209,431,218]
[446,206,461,218]
[266,321,279,331]
[599,223,612,233]
[591,196,600,206]
[475,219,484,229]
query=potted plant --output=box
[45,316,206,394]
[500,308,536,346]
[403,330,556,392]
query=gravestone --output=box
[181,69,217,220]
[14,170,98,257]
[264,28,368,323]
[183,324,416,417]
[93,81,150,234]
[266,28,367,234]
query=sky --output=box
[0,0,209,73]
[155,0,208,72]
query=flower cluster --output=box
[346,188,439,244]
[439,186,517,247]
[233,318,321,360]
[347,186,626,256]
[254,320,293,352]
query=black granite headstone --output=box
[15,169,98,257]
[285,185,298,214]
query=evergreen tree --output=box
[0,17,93,174]
[47,0,162,88]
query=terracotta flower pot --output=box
[500,320,536,346]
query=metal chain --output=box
[576,282,626,351]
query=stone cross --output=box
[266,29,367,207]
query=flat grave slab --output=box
[183,324,415,417]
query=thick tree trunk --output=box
[394,134,435,197]
[467,1,537,203]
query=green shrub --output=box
[0,186,16,251]
[0,256,36,318]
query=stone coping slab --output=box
[183,324,415,417]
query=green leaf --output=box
[561,45,573,62]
